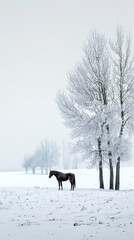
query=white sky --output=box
[0,0,134,170]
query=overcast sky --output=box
[0,0,134,170]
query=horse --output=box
[49,170,76,190]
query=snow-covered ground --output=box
[0,167,134,240]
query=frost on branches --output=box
[56,26,134,190]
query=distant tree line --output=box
[22,139,60,175]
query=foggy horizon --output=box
[1,0,134,171]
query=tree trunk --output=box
[41,168,44,175]
[45,168,48,175]
[99,160,104,189]
[32,167,35,174]
[106,125,114,190]
[115,157,120,190]
[115,117,124,190]
[98,138,104,189]
[109,154,114,190]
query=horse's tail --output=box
[73,174,76,189]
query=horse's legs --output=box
[70,180,74,190]
[61,181,63,190]
[68,178,72,190]
[58,181,60,190]
[70,181,72,190]
[58,181,63,190]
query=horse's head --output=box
[49,170,53,178]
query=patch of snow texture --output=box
[0,168,134,240]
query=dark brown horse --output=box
[49,170,76,190]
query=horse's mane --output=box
[51,170,60,173]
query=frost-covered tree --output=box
[48,140,60,171]
[57,30,114,189]
[62,141,71,169]
[22,154,37,174]
[30,154,38,174]
[22,155,32,174]
[36,139,60,174]
[110,26,134,190]
[57,27,134,190]
[23,140,60,175]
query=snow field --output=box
[0,167,134,240]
